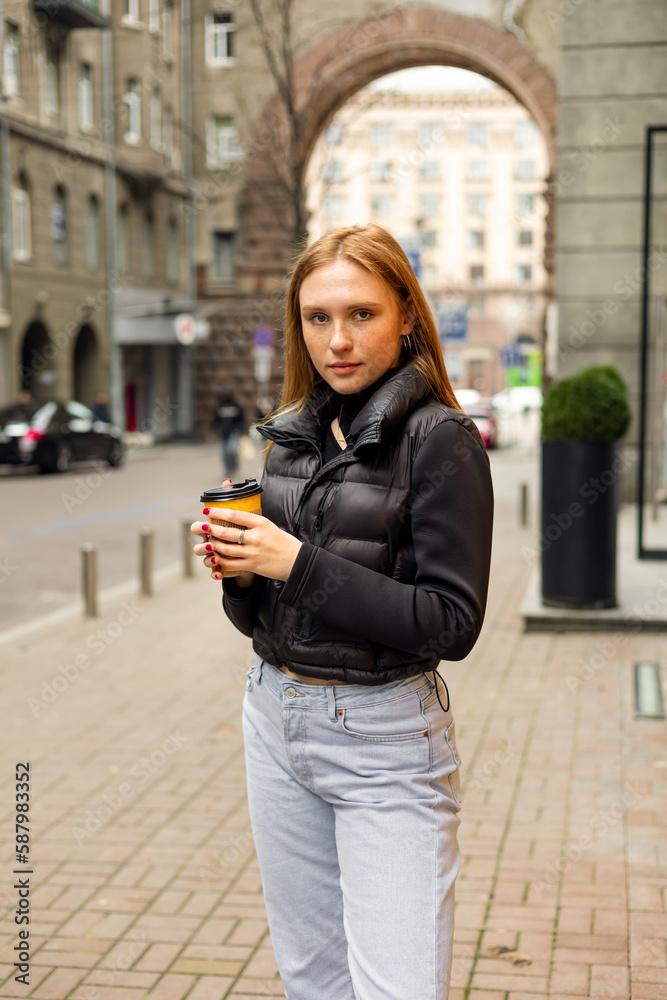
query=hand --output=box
[191,508,302,583]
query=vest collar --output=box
[257,359,432,453]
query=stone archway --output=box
[73,324,100,406]
[237,6,558,293]
[19,321,54,401]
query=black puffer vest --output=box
[249,359,489,683]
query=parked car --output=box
[0,400,125,473]
[491,385,543,414]
[464,404,498,450]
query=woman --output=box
[192,223,494,1000]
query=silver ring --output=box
[237,527,245,545]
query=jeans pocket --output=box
[337,693,430,744]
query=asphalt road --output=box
[0,442,265,635]
[0,429,539,636]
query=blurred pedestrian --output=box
[90,390,111,423]
[210,386,246,479]
[192,223,494,1000]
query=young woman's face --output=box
[299,259,414,394]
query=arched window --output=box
[11,172,31,261]
[117,203,128,273]
[51,184,68,263]
[86,194,100,269]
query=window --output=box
[418,123,442,145]
[117,203,128,272]
[516,159,535,179]
[422,264,438,287]
[149,0,159,31]
[51,186,67,263]
[162,5,173,56]
[143,211,155,277]
[371,194,391,216]
[518,229,533,246]
[150,87,161,148]
[3,22,19,98]
[420,193,439,216]
[420,160,439,181]
[166,217,178,282]
[515,120,538,146]
[321,160,343,182]
[370,160,391,182]
[324,194,344,218]
[86,194,100,269]
[467,122,488,145]
[468,230,485,249]
[11,175,30,261]
[325,121,343,145]
[470,264,485,284]
[125,78,141,141]
[516,264,532,284]
[163,105,174,162]
[467,159,488,181]
[45,42,60,115]
[206,12,234,65]
[420,230,437,248]
[467,193,487,215]
[78,63,93,130]
[517,193,534,214]
[207,115,243,165]
[210,230,234,282]
[371,122,392,147]
[125,0,139,20]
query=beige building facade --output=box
[0,0,196,438]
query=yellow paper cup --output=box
[201,478,262,574]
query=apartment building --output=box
[0,0,196,437]
[306,87,551,398]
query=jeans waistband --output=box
[250,656,437,721]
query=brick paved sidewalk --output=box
[0,485,665,999]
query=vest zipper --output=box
[291,449,356,535]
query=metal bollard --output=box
[140,529,153,596]
[520,482,529,527]
[81,544,97,618]
[182,519,194,578]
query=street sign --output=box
[252,326,275,347]
[398,237,422,281]
[253,345,274,382]
[174,313,196,346]
[499,344,523,368]
[438,310,468,343]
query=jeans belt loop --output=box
[326,685,337,723]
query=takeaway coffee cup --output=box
[200,478,262,574]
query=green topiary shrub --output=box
[542,366,632,442]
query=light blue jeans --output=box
[241,654,462,1000]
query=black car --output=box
[0,400,125,473]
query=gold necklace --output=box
[333,404,347,448]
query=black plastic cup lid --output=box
[200,477,262,503]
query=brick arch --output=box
[237,6,558,292]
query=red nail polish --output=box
[205,543,212,551]
[210,556,217,564]
[215,573,222,579]
[201,523,209,531]
[202,507,211,515]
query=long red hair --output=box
[261,223,462,452]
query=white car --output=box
[491,386,543,414]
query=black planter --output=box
[541,439,619,609]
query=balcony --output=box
[33,0,109,29]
